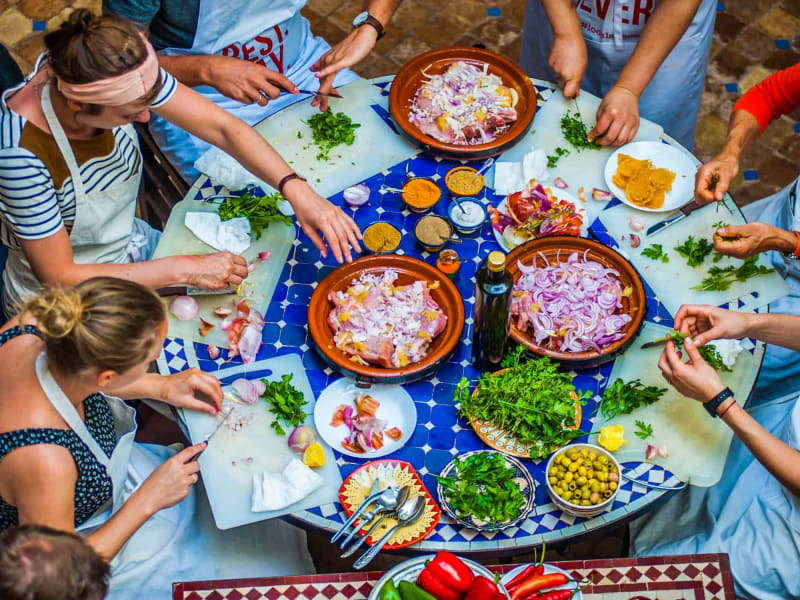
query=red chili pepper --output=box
[463,576,504,600]
[509,573,568,600]
[533,590,575,600]
[419,551,474,594]
[505,565,537,593]
[416,569,461,600]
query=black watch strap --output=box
[704,387,734,418]
[357,14,385,40]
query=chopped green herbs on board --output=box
[218,192,292,239]
[305,109,361,161]
[546,146,570,169]
[561,110,601,151]
[599,378,667,420]
[434,451,527,525]
[455,345,590,458]
[260,374,307,435]
[634,420,654,440]
[674,235,714,267]
[692,255,773,292]
[641,243,669,263]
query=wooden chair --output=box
[134,122,190,229]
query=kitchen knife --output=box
[296,88,342,98]
[646,200,703,237]
[190,405,234,461]
[640,339,668,350]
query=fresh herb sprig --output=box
[561,110,601,151]
[434,452,527,525]
[599,378,667,420]
[456,346,590,458]
[665,330,731,372]
[218,192,292,239]
[692,255,772,292]
[634,420,654,440]
[674,235,714,267]
[641,243,669,263]
[546,146,570,168]
[305,109,361,161]
[261,374,307,435]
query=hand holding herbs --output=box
[455,346,589,458]
[666,329,731,372]
[218,192,292,239]
[305,108,360,161]
[599,378,667,420]
[261,374,307,435]
[435,452,527,526]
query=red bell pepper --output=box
[463,575,505,600]
[417,551,475,599]
[509,573,568,600]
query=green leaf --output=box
[674,235,714,267]
[634,420,654,440]
[218,191,292,239]
[599,379,667,420]
[260,374,307,435]
[641,244,669,263]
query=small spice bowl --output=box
[445,166,484,197]
[402,177,442,214]
[362,221,402,254]
[414,215,459,252]
[447,197,487,236]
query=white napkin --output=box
[194,146,270,192]
[493,148,550,195]
[251,458,324,512]
[184,212,251,254]
[708,339,744,370]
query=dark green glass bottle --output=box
[473,251,512,372]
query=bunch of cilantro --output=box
[305,109,361,161]
[455,346,590,458]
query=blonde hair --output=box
[22,277,166,374]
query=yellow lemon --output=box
[598,425,628,452]
[303,442,326,468]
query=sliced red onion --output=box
[207,345,220,360]
[214,305,233,318]
[554,177,568,189]
[232,378,266,404]
[237,323,262,364]
[342,405,354,428]
[169,296,199,321]
[258,250,271,262]
[343,184,370,207]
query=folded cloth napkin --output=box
[184,212,251,255]
[493,148,550,195]
[194,146,270,193]
[709,338,744,370]
[251,458,324,512]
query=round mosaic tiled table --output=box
[157,77,765,553]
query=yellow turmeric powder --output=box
[402,178,441,211]
[363,222,401,253]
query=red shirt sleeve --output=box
[733,63,800,134]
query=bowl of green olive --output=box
[544,443,621,517]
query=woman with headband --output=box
[0,10,362,315]
[0,278,314,599]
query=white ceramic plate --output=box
[501,563,583,600]
[492,188,588,251]
[604,141,697,213]
[313,378,416,458]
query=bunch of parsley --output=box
[218,191,292,239]
[599,378,667,420]
[641,244,669,263]
[692,255,773,292]
[261,374,307,435]
[674,235,714,267]
[455,346,590,458]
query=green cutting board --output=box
[151,196,294,348]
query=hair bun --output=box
[66,8,95,35]
[25,288,84,339]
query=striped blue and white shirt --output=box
[0,67,177,249]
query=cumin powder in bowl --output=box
[414,215,455,252]
[363,222,402,253]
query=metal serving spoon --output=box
[353,495,426,569]
[331,478,381,543]
[339,486,410,555]
[338,485,409,550]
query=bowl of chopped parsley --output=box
[435,450,535,531]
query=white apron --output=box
[740,177,800,405]
[36,350,314,599]
[149,0,358,181]
[630,394,800,599]
[2,82,141,315]
[520,0,716,148]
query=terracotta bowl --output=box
[388,47,537,160]
[506,236,647,368]
[307,255,465,385]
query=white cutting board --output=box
[182,356,342,529]
[151,196,294,348]
[600,201,789,317]
[590,322,753,487]
[253,79,419,198]
[495,89,664,225]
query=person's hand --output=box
[160,368,223,416]
[136,443,205,514]
[588,85,640,146]
[183,252,249,290]
[694,153,739,205]
[548,32,587,99]
[658,338,725,404]
[207,55,298,106]
[673,304,752,346]
[284,179,362,262]
[713,222,797,259]
[310,26,379,111]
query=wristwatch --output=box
[353,11,385,40]
[704,387,734,418]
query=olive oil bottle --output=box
[473,251,512,371]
